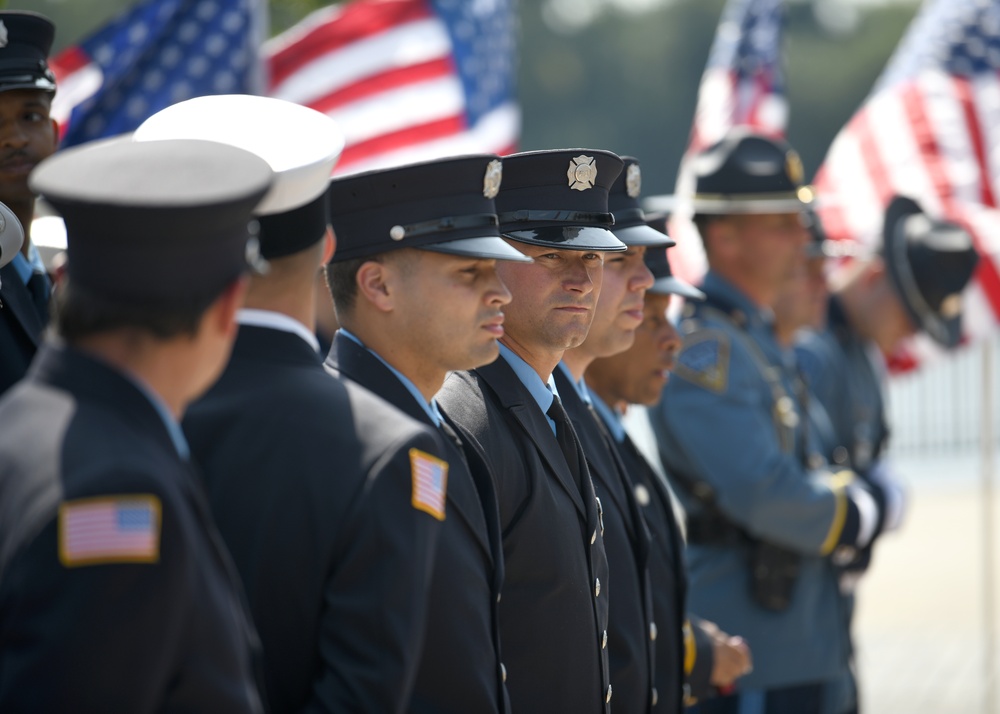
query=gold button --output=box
[652,688,658,707]
[595,578,601,597]
[606,685,613,703]
[501,663,507,682]
[650,622,658,641]
[602,630,608,649]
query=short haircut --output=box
[325,256,370,317]
[53,277,220,341]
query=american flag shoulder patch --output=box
[58,495,162,567]
[409,449,448,522]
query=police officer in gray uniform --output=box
[648,129,883,713]
[795,196,979,713]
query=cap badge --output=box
[940,293,962,319]
[568,155,597,191]
[0,22,8,49]
[786,150,804,185]
[483,159,502,199]
[625,163,642,198]
[390,225,406,241]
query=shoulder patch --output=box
[59,495,161,567]
[410,448,448,521]
[673,330,731,393]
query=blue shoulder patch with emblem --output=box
[674,330,730,393]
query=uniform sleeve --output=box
[685,616,716,701]
[0,487,192,713]
[652,328,861,554]
[306,428,444,714]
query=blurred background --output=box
[25,0,919,192]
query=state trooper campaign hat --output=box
[0,11,57,94]
[691,129,815,214]
[29,137,273,303]
[496,149,627,252]
[327,154,531,263]
[0,200,23,270]
[607,157,675,247]
[882,195,979,348]
[642,212,704,300]
[134,94,344,260]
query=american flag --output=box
[409,448,447,521]
[815,0,1000,367]
[266,0,519,176]
[665,0,788,286]
[50,0,264,147]
[59,497,161,566]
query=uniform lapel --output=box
[475,358,587,518]
[0,263,44,347]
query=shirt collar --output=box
[339,328,442,427]
[237,308,320,353]
[556,361,592,405]
[498,342,558,416]
[702,270,774,329]
[122,371,190,460]
[588,388,626,443]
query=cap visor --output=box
[613,223,675,247]
[422,235,533,262]
[0,202,25,269]
[503,225,626,252]
[651,276,705,300]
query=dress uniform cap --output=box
[327,154,531,263]
[691,129,814,214]
[0,200,23,270]
[0,11,56,94]
[607,157,675,247]
[642,213,704,300]
[496,148,627,252]
[29,136,273,303]
[882,195,979,348]
[134,94,344,260]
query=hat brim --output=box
[422,235,533,262]
[502,225,627,252]
[612,223,676,248]
[691,191,813,215]
[0,201,25,269]
[883,196,962,348]
[650,275,705,300]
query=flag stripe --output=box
[266,0,433,87]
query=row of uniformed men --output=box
[0,13,752,712]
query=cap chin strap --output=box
[891,216,948,343]
[496,209,614,227]
[389,213,497,241]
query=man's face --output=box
[387,249,513,372]
[578,245,654,359]
[872,270,919,353]
[496,240,604,356]
[774,255,828,335]
[586,292,681,407]
[722,212,809,292]
[0,89,58,207]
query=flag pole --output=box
[982,337,996,714]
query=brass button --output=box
[652,688,658,707]
[650,622,657,641]
[602,630,608,649]
[595,578,601,597]
[606,685,613,703]
[501,663,507,682]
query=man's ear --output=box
[322,228,335,265]
[355,260,395,313]
[210,275,249,338]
